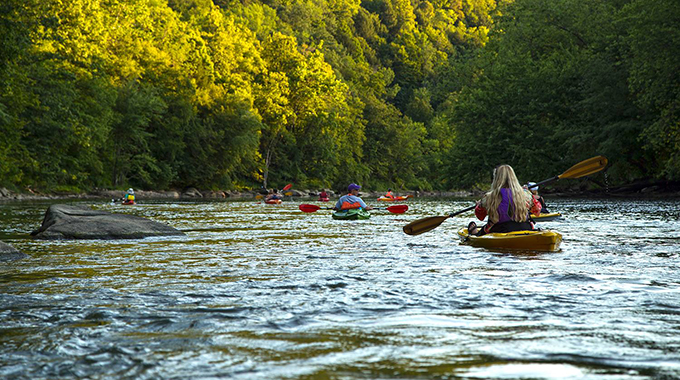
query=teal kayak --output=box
[332,208,371,220]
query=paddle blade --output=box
[282,183,293,191]
[403,215,450,235]
[299,204,321,213]
[558,156,608,179]
[255,194,263,199]
[284,191,293,196]
[386,205,409,213]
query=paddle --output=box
[299,204,409,214]
[402,156,608,235]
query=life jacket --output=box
[340,194,362,209]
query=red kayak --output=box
[264,199,282,204]
[318,197,330,202]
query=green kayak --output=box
[332,208,371,220]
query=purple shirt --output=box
[497,188,514,223]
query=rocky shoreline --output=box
[1,179,679,202]
[0,187,482,202]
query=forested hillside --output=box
[1,0,677,193]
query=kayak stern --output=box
[458,228,562,252]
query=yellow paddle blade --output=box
[255,194,263,199]
[558,156,608,179]
[403,216,450,235]
[284,191,293,196]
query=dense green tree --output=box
[1,0,676,194]
[624,0,680,180]
[442,0,650,189]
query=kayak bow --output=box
[531,212,562,222]
[332,208,371,220]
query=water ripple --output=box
[1,198,680,379]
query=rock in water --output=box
[31,204,185,240]
[0,241,28,261]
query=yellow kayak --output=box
[457,228,562,252]
[531,212,562,222]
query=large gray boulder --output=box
[0,241,28,261]
[31,204,185,240]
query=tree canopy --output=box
[0,0,677,193]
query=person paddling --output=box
[526,182,549,213]
[123,188,135,204]
[334,183,373,211]
[467,165,541,236]
[265,189,282,202]
[384,188,395,200]
[318,189,329,201]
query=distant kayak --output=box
[377,195,411,202]
[457,228,562,252]
[332,208,370,220]
[122,200,136,205]
[531,212,562,222]
[318,197,330,202]
[264,199,282,204]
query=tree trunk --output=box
[263,148,272,189]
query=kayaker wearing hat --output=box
[526,181,549,213]
[122,188,136,204]
[334,183,373,211]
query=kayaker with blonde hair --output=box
[468,165,542,236]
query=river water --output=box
[1,197,679,379]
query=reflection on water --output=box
[1,198,680,379]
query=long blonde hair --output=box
[481,164,530,223]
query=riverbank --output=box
[0,186,481,202]
[1,179,679,202]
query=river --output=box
[1,197,679,379]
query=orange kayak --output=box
[377,195,411,202]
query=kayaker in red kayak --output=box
[334,183,373,211]
[383,188,395,200]
[467,165,542,236]
[123,188,136,205]
[318,189,330,201]
[265,189,282,202]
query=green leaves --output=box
[3,0,674,194]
